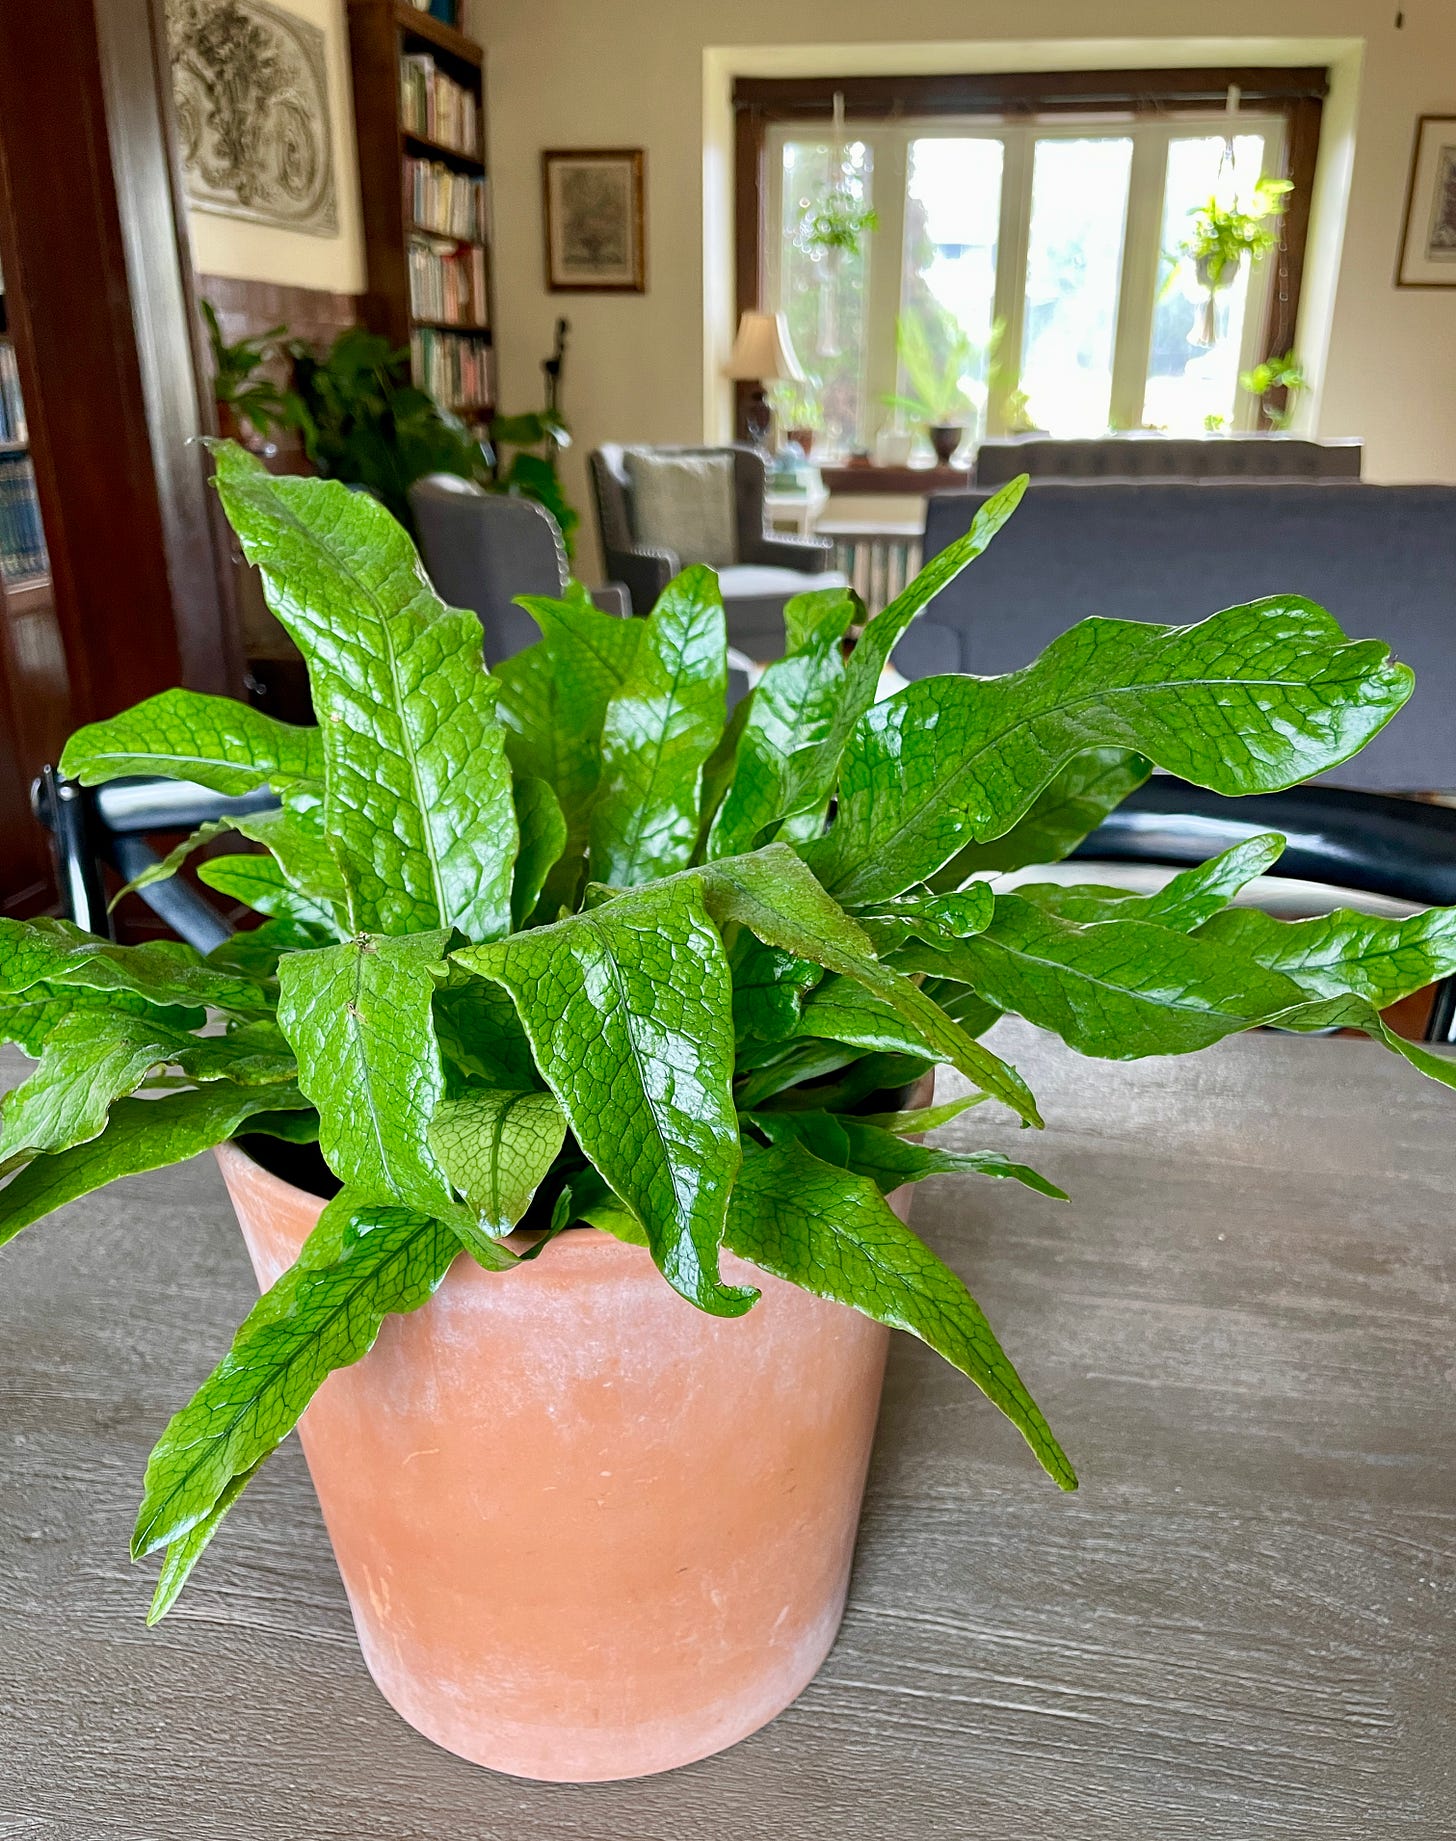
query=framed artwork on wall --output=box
[1396,115,1456,287]
[542,149,646,293]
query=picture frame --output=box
[1395,115,1456,288]
[542,149,646,293]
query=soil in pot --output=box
[216,1120,925,1783]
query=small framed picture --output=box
[542,149,646,293]
[1396,115,1456,287]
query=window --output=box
[748,75,1314,457]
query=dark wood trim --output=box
[732,102,766,439]
[732,67,1329,120]
[819,463,973,495]
[198,276,361,348]
[1259,92,1324,423]
[393,0,481,70]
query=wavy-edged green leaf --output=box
[456,876,755,1317]
[133,1192,460,1562]
[929,749,1150,887]
[0,1012,295,1172]
[147,1459,263,1625]
[1197,902,1456,1007]
[777,477,1027,826]
[107,819,237,913]
[430,965,539,1090]
[1268,994,1456,1092]
[198,853,344,933]
[1021,835,1285,930]
[233,805,349,911]
[856,1092,988,1134]
[783,583,860,656]
[747,1109,1066,1200]
[854,883,996,955]
[0,984,200,1059]
[0,916,267,1018]
[707,595,850,858]
[723,1139,1075,1489]
[796,975,937,1059]
[0,1082,307,1249]
[510,775,567,927]
[497,590,642,908]
[589,566,727,887]
[807,597,1414,905]
[902,894,1307,1060]
[206,914,336,982]
[211,441,516,941]
[276,930,453,1210]
[60,687,322,794]
[699,844,1040,1126]
[730,935,821,1045]
[428,1089,565,1236]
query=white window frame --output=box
[766,111,1287,448]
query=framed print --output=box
[543,150,646,293]
[1396,115,1456,287]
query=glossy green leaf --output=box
[133,1191,460,1560]
[854,883,996,954]
[428,1089,566,1236]
[205,915,336,982]
[198,853,343,933]
[276,930,453,1210]
[699,845,1041,1125]
[0,1083,308,1249]
[747,1108,1066,1200]
[707,597,849,858]
[106,819,237,913]
[796,975,937,1059]
[211,442,517,940]
[929,749,1150,887]
[589,566,727,887]
[782,584,859,656]
[0,916,267,1019]
[431,965,539,1090]
[723,1138,1075,1489]
[232,805,350,913]
[510,775,567,927]
[729,935,821,1045]
[147,1460,263,1625]
[806,597,1414,905]
[1020,834,1285,930]
[902,894,1307,1059]
[855,1092,988,1134]
[777,477,1027,825]
[0,984,201,1058]
[60,687,322,794]
[456,876,755,1316]
[1197,902,1456,1007]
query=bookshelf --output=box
[347,0,497,424]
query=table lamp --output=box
[724,310,804,449]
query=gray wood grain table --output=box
[1,1023,1452,1838]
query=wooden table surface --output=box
[1,1023,1452,1837]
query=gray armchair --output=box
[589,443,845,658]
[409,475,629,666]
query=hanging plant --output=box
[1180,174,1293,345]
[798,187,879,257]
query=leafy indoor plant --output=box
[200,298,289,449]
[4,443,1456,1780]
[1240,348,1309,430]
[1180,174,1293,343]
[884,311,1000,463]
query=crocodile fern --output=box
[2,441,1452,1624]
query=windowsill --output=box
[819,462,975,494]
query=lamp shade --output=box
[723,310,805,384]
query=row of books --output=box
[411,328,494,413]
[0,452,47,579]
[0,342,27,446]
[405,158,486,241]
[409,237,488,328]
[400,54,478,156]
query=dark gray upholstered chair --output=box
[589,443,846,657]
[409,475,629,666]
[974,433,1363,486]
[912,481,1456,792]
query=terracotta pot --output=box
[927,422,965,464]
[215,1138,922,1782]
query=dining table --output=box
[0,1021,1451,1838]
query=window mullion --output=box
[1109,125,1166,431]
[988,126,1031,439]
[864,130,908,449]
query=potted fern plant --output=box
[3,443,1454,1783]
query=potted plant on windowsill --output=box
[4,444,1456,1784]
[883,311,994,465]
[1240,348,1309,431]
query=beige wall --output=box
[465,0,1456,569]
[184,0,366,295]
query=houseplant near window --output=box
[1240,348,1309,431]
[1180,174,1293,344]
[201,299,288,453]
[4,444,1456,1781]
[884,311,1000,463]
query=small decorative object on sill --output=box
[770,375,822,457]
[882,308,999,466]
[725,309,805,450]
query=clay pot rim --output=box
[214,1137,623,1270]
